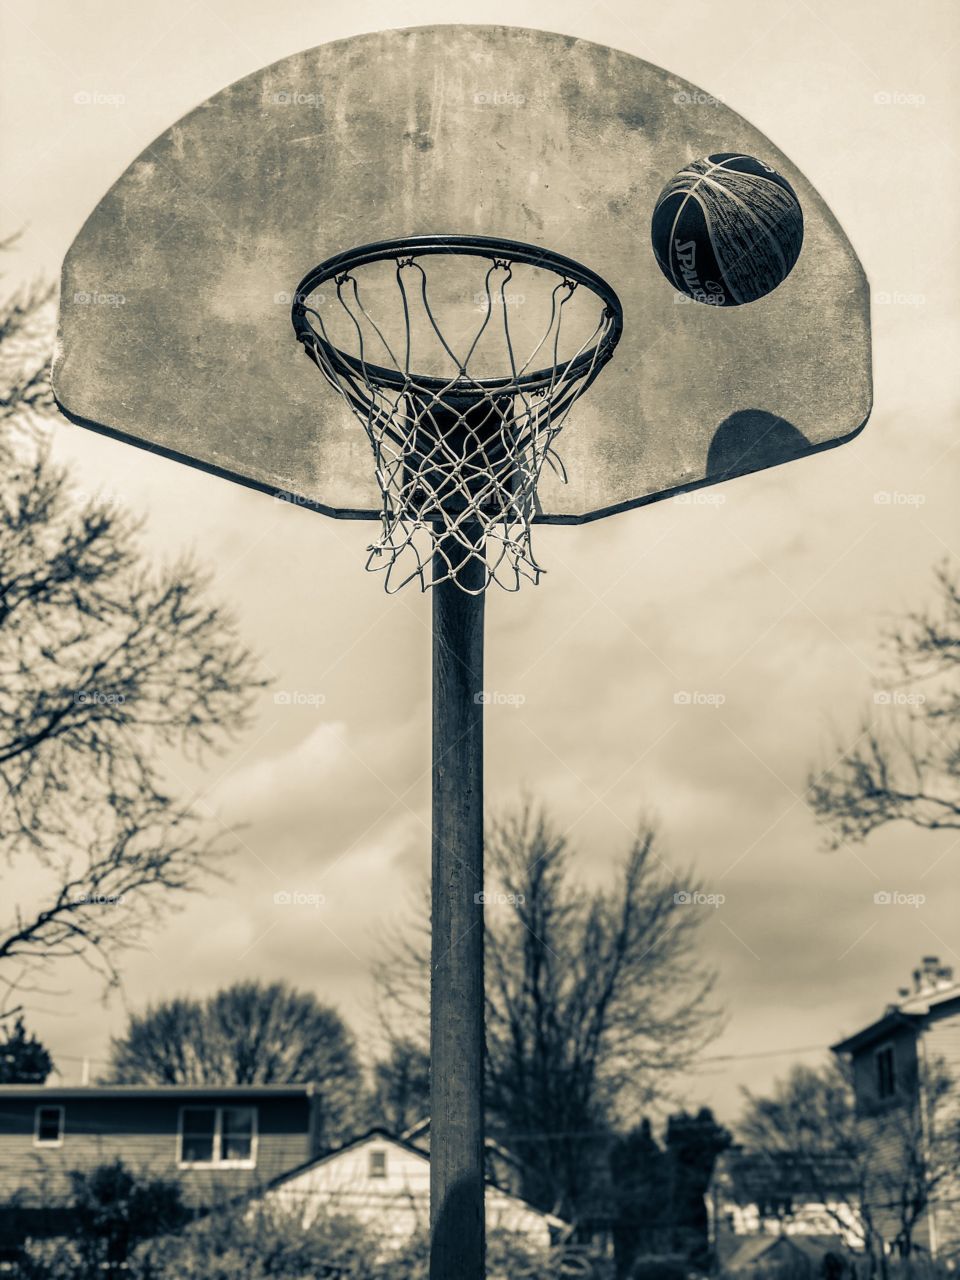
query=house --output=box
[831,955,960,1260]
[722,1233,854,1278]
[707,1147,862,1267]
[0,1084,323,1252]
[403,1116,622,1260]
[261,1128,569,1250]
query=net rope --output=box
[295,249,618,593]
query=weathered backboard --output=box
[52,25,871,523]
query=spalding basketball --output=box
[651,154,803,306]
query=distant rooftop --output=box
[832,956,960,1055]
[892,954,959,1014]
[0,1084,316,1098]
[715,1147,858,1197]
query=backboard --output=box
[52,25,871,524]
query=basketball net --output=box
[294,244,620,592]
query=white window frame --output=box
[177,1105,258,1169]
[34,1104,64,1148]
[875,1042,897,1100]
[368,1147,388,1179]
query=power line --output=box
[703,1044,829,1063]
[53,1051,113,1065]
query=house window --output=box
[758,1195,793,1218]
[180,1108,216,1163]
[876,1044,897,1099]
[368,1148,387,1178]
[34,1106,64,1147]
[178,1106,256,1167]
[221,1107,255,1161]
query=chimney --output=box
[911,956,954,995]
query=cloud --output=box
[212,720,350,824]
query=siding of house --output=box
[717,1197,860,1245]
[837,993,960,1261]
[920,1017,960,1259]
[0,1092,314,1209]
[266,1134,561,1249]
[849,1025,918,1115]
[844,1024,921,1250]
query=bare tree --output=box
[740,1059,960,1274]
[739,1063,880,1264]
[0,250,262,1000]
[108,981,364,1146]
[369,1038,430,1134]
[809,564,960,846]
[375,802,719,1220]
[0,236,54,427]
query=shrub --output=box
[378,1229,586,1280]
[628,1255,694,1280]
[15,1161,190,1279]
[68,1160,189,1264]
[132,1201,382,1280]
[14,1239,87,1280]
[15,1192,566,1280]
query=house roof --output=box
[831,982,960,1055]
[831,1012,921,1055]
[725,1234,852,1272]
[896,981,960,1016]
[265,1128,569,1230]
[266,1126,430,1187]
[714,1148,858,1197]
[0,1084,316,1099]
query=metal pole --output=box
[429,532,486,1280]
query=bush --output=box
[69,1161,189,1264]
[133,1201,384,1280]
[367,1230,598,1280]
[15,1194,566,1280]
[628,1255,695,1280]
[14,1239,87,1280]
[883,1264,958,1280]
[135,1207,564,1280]
[14,1161,190,1279]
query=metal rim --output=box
[291,234,623,395]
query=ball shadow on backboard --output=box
[706,409,812,482]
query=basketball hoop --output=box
[292,236,623,592]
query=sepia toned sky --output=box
[1,0,958,1129]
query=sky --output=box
[1,0,958,1129]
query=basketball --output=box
[651,153,803,306]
